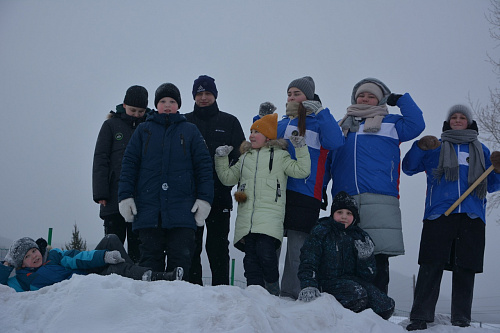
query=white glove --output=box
[119,198,137,222]
[104,250,125,264]
[289,135,306,148]
[354,236,375,260]
[302,100,324,115]
[298,287,321,302]
[215,145,233,157]
[191,199,211,227]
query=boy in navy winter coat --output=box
[297,191,395,320]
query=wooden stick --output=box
[444,165,495,216]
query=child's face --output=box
[22,248,43,268]
[356,92,379,106]
[157,97,179,114]
[249,129,268,149]
[449,112,468,130]
[194,91,216,108]
[333,209,354,228]
[123,104,146,118]
[287,88,307,103]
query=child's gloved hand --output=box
[119,198,137,222]
[298,287,321,302]
[302,100,324,115]
[215,145,233,157]
[191,199,211,226]
[104,251,125,264]
[354,236,375,260]
[289,135,306,148]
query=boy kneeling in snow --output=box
[297,191,395,319]
[1,234,182,292]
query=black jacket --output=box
[92,106,146,218]
[185,102,245,210]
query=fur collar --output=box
[239,138,288,154]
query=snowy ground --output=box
[1,274,498,332]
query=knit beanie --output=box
[446,104,473,125]
[330,191,360,225]
[192,75,218,99]
[350,78,391,105]
[4,237,39,268]
[123,85,148,109]
[287,76,315,100]
[250,113,278,140]
[355,83,384,102]
[155,83,182,109]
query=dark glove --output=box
[491,151,500,173]
[259,102,277,117]
[36,238,48,256]
[321,188,328,211]
[387,93,403,106]
[417,135,441,151]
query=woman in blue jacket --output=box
[1,235,182,292]
[266,76,345,299]
[118,83,214,279]
[403,104,500,330]
[326,78,425,294]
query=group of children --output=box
[3,76,500,330]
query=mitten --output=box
[259,102,277,117]
[191,199,211,226]
[104,250,125,264]
[354,236,375,260]
[387,93,403,106]
[289,135,306,148]
[35,238,48,256]
[215,145,234,157]
[298,287,321,302]
[302,100,324,115]
[491,151,500,173]
[119,198,137,222]
[417,135,440,151]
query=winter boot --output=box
[264,280,280,296]
[406,320,427,331]
[152,267,184,281]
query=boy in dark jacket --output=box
[297,191,395,320]
[93,85,151,263]
[118,83,214,280]
[1,235,182,292]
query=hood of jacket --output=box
[350,78,391,106]
[239,138,288,155]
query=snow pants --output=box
[243,233,279,288]
[322,277,395,320]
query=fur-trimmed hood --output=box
[239,138,288,154]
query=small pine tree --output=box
[64,223,87,251]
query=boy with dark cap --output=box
[1,234,183,292]
[185,75,245,286]
[93,85,152,263]
[297,191,395,320]
[118,82,214,280]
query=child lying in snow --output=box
[1,234,183,292]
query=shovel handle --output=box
[444,165,495,216]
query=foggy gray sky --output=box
[1,0,499,323]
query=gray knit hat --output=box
[287,76,315,100]
[355,83,384,102]
[4,237,39,268]
[446,104,473,125]
[350,78,391,106]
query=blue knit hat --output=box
[192,75,218,99]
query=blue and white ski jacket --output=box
[0,248,106,292]
[328,93,424,198]
[277,108,344,201]
[402,139,500,223]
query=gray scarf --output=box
[339,104,389,137]
[433,129,486,199]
